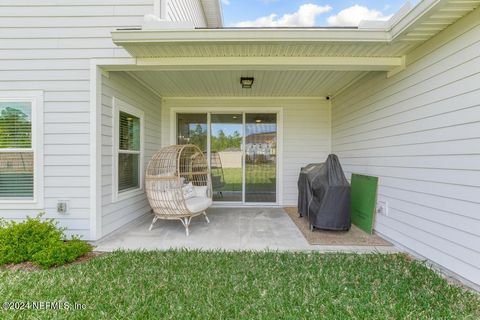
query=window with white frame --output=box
[0,91,43,207]
[113,98,144,201]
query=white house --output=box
[0,0,479,288]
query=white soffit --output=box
[388,0,480,41]
[126,69,369,97]
[112,29,406,59]
[200,0,223,28]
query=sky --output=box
[221,0,418,27]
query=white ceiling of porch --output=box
[128,70,369,97]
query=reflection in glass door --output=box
[177,112,277,204]
[210,114,243,202]
[245,114,277,203]
[177,113,207,153]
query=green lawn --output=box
[220,164,276,192]
[221,168,242,191]
[1,251,478,319]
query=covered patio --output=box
[82,1,480,290]
[93,25,409,252]
[86,4,480,292]
[95,207,397,253]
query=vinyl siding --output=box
[161,98,331,206]
[100,72,161,237]
[0,0,207,239]
[331,8,480,287]
[0,1,152,239]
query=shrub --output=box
[0,213,91,268]
[32,238,91,269]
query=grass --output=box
[221,168,242,191]
[220,164,276,192]
[0,251,478,319]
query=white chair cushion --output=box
[185,196,212,213]
[182,182,195,199]
[193,186,208,198]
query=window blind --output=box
[0,102,33,199]
[119,111,140,151]
[118,153,139,191]
[118,111,140,192]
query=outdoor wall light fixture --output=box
[240,77,254,89]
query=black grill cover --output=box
[297,154,351,231]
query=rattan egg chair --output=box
[145,144,212,236]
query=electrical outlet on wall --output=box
[57,200,70,214]
[376,200,389,216]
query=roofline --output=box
[110,0,441,44]
[388,0,445,39]
[113,0,480,47]
[112,28,392,44]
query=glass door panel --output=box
[177,112,278,204]
[245,113,277,203]
[210,114,243,202]
[177,113,207,153]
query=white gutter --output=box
[112,28,392,44]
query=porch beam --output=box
[134,56,404,71]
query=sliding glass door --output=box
[177,112,277,204]
[210,114,243,202]
[245,114,277,203]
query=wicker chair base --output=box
[149,211,210,236]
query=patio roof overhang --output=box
[109,28,409,97]
[108,0,480,98]
[112,0,480,61]
[111,29,407,78]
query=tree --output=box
[211,130,242,151]
[0,107,31,148]
[188,124,207,152]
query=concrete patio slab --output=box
[95,207,400,253]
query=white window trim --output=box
[112,97,145,203]
[0,91,44,209]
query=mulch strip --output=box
[1,251,106,271]
[284,207,392,246]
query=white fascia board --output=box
[135,56,403,71]
[112,28,392,45]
